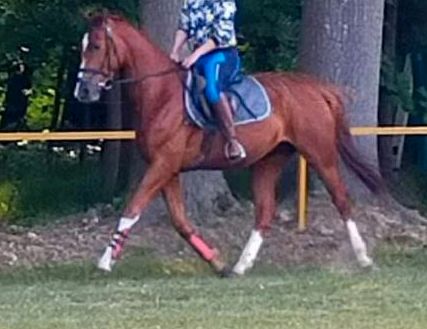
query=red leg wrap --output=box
[189,234,217,261]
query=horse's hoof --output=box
[97,247,115,272]
[364,262,380,273]
[97,261,112,272]
[218,267,241,279]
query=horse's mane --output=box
[87,12,135,30]
[87,12,159,51]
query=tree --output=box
[0,0,139,130]
[378,0,399,177]
[138,0,238,221]
[298,0,385,196]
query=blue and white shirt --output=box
[179,0,237,49]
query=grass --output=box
[0,246,427,329]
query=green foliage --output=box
[0,0,139,130]
[0,146,103,225]
[237,0,301,72]
[0,181,19,220]
[0,0,139,66]
[391,0,427,118]
[380,55,415,112]
[399,0,427,52]
[0,85,5,118]
[26,91,54,130]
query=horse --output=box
[74,13,384,276]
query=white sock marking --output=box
[97,215,139,272]
[346,219,373,267]
[98,246,114,272]
[233,230,263,275]
[74,33,89,99]
[117,215,139,232]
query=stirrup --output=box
[225,139,246,161]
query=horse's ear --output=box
[101,8,110,19]
[81,8,109,24]
[81,8,96,22]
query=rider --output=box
[170,0,246,160]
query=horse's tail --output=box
[327,89,386,195]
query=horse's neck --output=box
[122,30,171,78]
[118,26,183,132]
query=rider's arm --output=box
[210,0,237,48]
[192,39,217,59]
[171,30,188,55]
[191,1,237,59]
[171,2,191,55]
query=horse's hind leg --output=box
[163,175,227,274]
[233,146,294,275]
[302,146,373,268]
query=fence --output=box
[1,126,427,231]
[297,126,427,231]
[0,131,135,142]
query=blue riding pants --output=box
[194,47,240,104]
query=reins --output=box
[113,66,187,86]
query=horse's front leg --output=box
[163,175,228,275]
[97,160,175,271]
[232,150,291,276]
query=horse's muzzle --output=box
[74,80,101,103]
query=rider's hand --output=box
[181,52,200,69]
[169,52,181,63]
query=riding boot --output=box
[212,94,246,160]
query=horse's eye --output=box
[88,44,101,51]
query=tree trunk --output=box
[50,47,67,130]
[298,0,385,197]
[137,0,239,222]
[378,0,399,178]
[101,83,122,201]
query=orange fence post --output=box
[295,126,427,231]
[297,155,309,231]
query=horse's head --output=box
[74,14,125,103]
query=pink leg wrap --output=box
[189,234,216,261]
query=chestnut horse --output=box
[74,14,384,276]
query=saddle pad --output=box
[184,71,272,129]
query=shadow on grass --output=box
[1,244,426,285]
[376,243,427,268]
[0,248,213,284]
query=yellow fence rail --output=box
[1,126,426,231]
[297,126,427,231]
[0,131,136,142]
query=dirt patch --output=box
[1,195,426,270]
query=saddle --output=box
[184,70,272,129]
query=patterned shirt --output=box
[178,0,237,49]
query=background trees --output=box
[2,0,427,222]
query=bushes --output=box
[0,181,19,220]
[0,144,103,226]
[237,0,301,72]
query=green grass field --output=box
[0,246,426,329]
